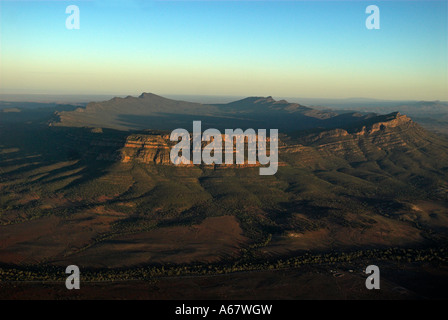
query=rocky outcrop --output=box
[353,112,413,135]
[103,112,433,171]
[120,134,173,165]
[281,112,433,168]
[118,132,281,167]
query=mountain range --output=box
[0,92,447,298]
[51,93,377,132]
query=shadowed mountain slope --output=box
[52,93,377,132]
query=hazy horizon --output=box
[1,92,446,106]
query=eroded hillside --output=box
[1,109,447,268]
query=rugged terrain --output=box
[1,94,447,298]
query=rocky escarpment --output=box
[294,112,413,144]
[118,132,281,168]
[89,111,445,173]
[120,133,173,165]
[278,112,445,169]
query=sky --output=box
[0,0,447,100]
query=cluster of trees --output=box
[1,247,447,283]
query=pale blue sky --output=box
[0,0,447,100]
